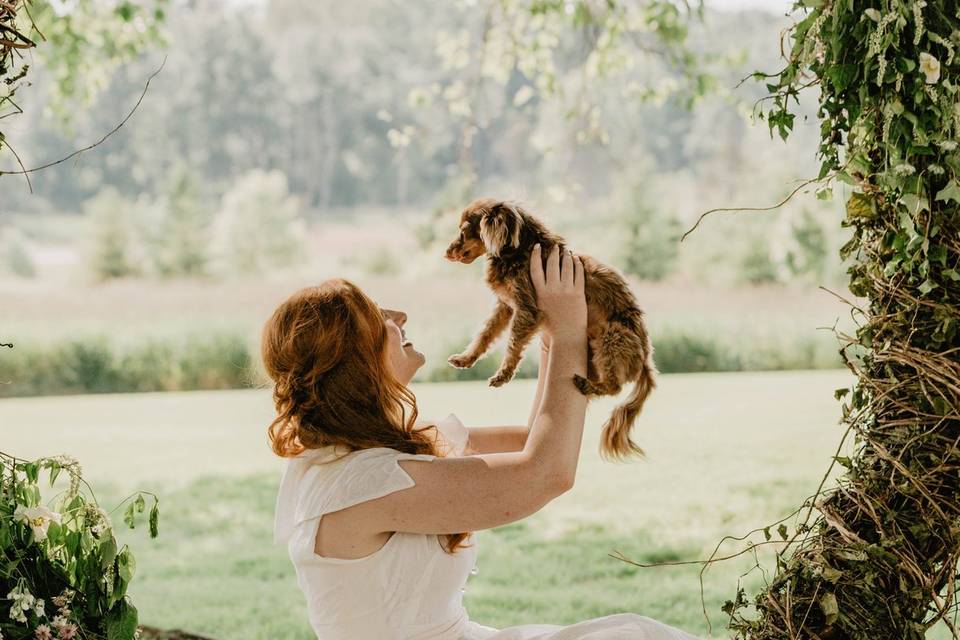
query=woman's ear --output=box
[479,202,524,256]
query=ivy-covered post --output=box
[725,1,960,638]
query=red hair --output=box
[261,278,470,554]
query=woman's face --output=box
[380,307,425,385]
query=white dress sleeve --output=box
[433,413,470,457]
[273,446,436,545]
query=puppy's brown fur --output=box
[443,197,658,461]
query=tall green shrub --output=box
[83,187,140,281]
[140,164,211,278]
[211,169,306,275]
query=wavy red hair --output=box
[261,278,470,554]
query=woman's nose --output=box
[383,308,407,326]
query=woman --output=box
[266,244,699,639]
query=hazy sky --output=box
[706,0,791,10]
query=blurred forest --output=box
[1,1,837,285]
[0,0,856,397]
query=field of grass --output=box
[9,369,935,638]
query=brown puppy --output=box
[443,197,658,461]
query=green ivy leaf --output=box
[942,269,960,281]
[934,179,960,204]
[899,193,929,213]
[778,524,789,540]
[820,591,839,625]
[845,192,874,219]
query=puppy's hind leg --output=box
[573,328,626,397]
[488,308,540,388]
[449,300,514,369]
[591,323,652,461]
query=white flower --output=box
[938,140,958,151]
[33,598,44,618]
[929,164,945,175]
[919,52,941,84]
[6,584,35,623]
[864,8,881,21]
[894,163,916,176]
[13,505,62,542]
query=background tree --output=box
[211,169,306,275]
[141,164,211,278]
[84,187,140,281]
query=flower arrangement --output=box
[1,451,159,640]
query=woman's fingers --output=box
[561,248,573,286]
[530,244,545,290]
[546,243,561,284]
[574,254,584,290]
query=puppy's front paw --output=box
[488,370,515,388]
[573,374,592,396]
[448,353,476,369]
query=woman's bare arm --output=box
[338,246,588,535]
[463,341,548,454]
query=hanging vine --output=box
[721,0,960,638]
[0,0,37,163]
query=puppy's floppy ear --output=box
[479,202,525,256]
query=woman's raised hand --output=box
[530,244,587,345]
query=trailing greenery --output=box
[0,452,159,639]
[0,0,35,159]
[720,0,960,638]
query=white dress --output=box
[273,413,700,640]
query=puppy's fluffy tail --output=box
[600,326,658,462]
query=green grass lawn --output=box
[5,370,947,639]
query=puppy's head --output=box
[444,198,525,264]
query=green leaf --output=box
[834,387,849,400]
[134,494,146,514]
[820,591,839,625]
[777,524,788,540]
[117,547,136,583]
[821,566,843,583]
[123,503,136,529]
[148,502,159,539]
[918,279,937,294]
[899,193,929,213]
[48,462,61,487]
[935,179,960,205]
[942,269,960,281]
[100,536,118,570]
[105,600,139,640]
[845,192,874,219]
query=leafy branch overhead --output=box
[402,0,711,170]
[0,0,167,167]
